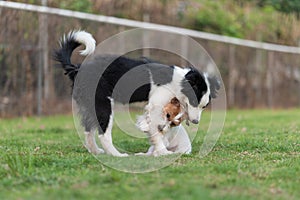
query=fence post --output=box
[42,5,49,101]
[181,35,188,66]
[142,13,150,58]
[254,49,263,107]
[228,45,236,108]
[266,51,274,108]
[118,26,125,53]
[37,0,48,115]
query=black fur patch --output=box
[53,32,81,82]
[72,55,174,134]
[181,68,207,107]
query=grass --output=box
[0,109,299,200]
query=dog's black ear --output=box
[208,76,220,98]
[185,69,199,87]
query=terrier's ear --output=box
[170,97,180,106]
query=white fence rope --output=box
[1,1,300,54]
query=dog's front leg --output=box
[147,105,172,156]
[149,132,172,157]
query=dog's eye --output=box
[166,113,170,119]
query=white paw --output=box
[152,149,173,157]
[85,145,105,155]
[135,152,151,156]
[90,148,105,155]
[113,153,129,157]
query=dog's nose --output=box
[191,119,199,124]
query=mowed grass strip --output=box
[0,110,299,200]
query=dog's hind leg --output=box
[84,129,104,155]
[97,98,128,157]
[98,115,128,157]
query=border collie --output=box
[54,30,220,157]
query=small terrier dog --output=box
[158,97,185,132]
[137,97,185,133]
[136,97,192,155]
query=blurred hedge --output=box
[14,0,300,45]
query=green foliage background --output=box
[23,0,300,45]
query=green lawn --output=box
[0,110,299,200]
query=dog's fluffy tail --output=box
[54,30,96,81]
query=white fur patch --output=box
[200,73,211,108]
[73,30,96,56]
[136,114,150,132]
[137,125,192,155]
[98,98,128,157]
[165,125,192,154]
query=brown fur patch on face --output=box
[163,97,183,126]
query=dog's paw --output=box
[158,124,165,132]
[113,153,129,157]
[136,115,150,132]
[85,145,105,155]
[88,147,105,155]
[152,148,173,157]
[135,152,151,156]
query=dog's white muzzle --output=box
[187,105,201,124]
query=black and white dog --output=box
[54,30,219,157]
